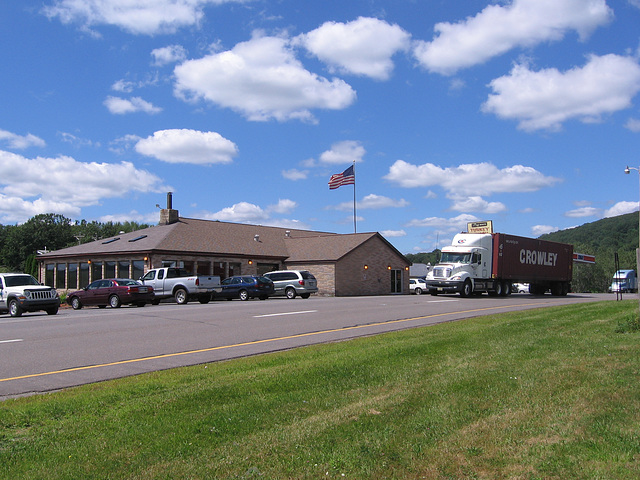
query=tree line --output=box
[0,214,149,276]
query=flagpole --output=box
[353,161,357,233]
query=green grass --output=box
[1,300,640,479]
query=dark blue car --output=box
[216,275,274,301]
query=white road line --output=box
[254,310,317,318]
[427,299,459,303]
[0,339,23,344]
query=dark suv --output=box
[216,275,274,301]
[263,270,318,299]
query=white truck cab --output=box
[426,233,493,297]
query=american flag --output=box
[328,165,355,190]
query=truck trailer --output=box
[425,232,573,297]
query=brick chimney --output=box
[159,192,179,225]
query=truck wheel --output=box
[71,296,83,310]
[109,295,122,308]
[46,306,59,315]
[174,288,188,305]
[460,280,472,298]
[9,299,22,317]
[430,290,438,296]
[285,287,297,299]
[239,289,249,301]
[550,283,563,296]
[501,282,511,296]
[494,281,503,296]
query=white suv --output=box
[263,270,318,299]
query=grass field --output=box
[1,300,639,479]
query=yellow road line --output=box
[0,302,545,383]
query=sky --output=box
[1,0,640,255]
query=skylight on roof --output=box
[128,234,148,242]
[102,237,120,244]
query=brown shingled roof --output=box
[39,217,341,261]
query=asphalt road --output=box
[0,292,615,400]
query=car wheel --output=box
[301,293,311,299]
[414,287,423,295]
[71,297,83,310]
[239,290,249,301]
[109,295,121,308]
[259,295,268,300]
[285,287,296,299]
[174,288,188,305]
[98,305,107,309]
[135,302,146,307]
[9,299,22,317]
[198,294,211,304]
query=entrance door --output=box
[390,269,403,294]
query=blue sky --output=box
[1,0,640,254]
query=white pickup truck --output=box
[140,267,220,305]
[0,272,60,317]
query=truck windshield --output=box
[440,252,472,264]
[4,275,40,287]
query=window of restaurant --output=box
[105,261,116,278]
[79,262,89,287]
[213,262,225,277]
[197,261,211,275]
[45,264,55,287]
[132,260,145,280]
[91,261,103,282]
[229,262,241,277]
[183,261,194,273]
[117,260,130,278]
[56,263,66,289]
[68,263,78,289]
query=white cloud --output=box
[381,230,406,238]
[0,149,169,223]
[319,140,365,165]
[604,201,638,217]
[200,201,307,228]
[413,0,612,75]
[205,201,269,223]
[174,34,356,122]
[135,129,238,165]
[282,169,308,181]
[334,194,409,211]
[532,225,559,236]
[0,129,45,149]
[482,54,640,131]
[385,160,560,196]
[448,195,506,214]
[405,213,479,229]
[625,118,640,132]
[152,45,187,66]
[104,96,162,115]
[268,199,297,214]
[296,17,411,80]
[42,0,244,36]
[564,206,600,218]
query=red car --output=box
[67,278,154,309]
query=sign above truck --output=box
[467,221,493,234]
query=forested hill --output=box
[540,212,638,253]
[541,212,638,292]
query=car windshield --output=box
[4,275,41,287]
[440,252,472,264]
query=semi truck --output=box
[609,269,637,293]
[425,231,573,297]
